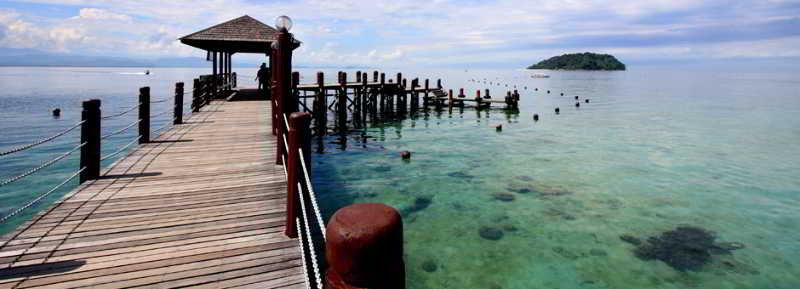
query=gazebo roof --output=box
[180,15,298,54]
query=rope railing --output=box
[101,119,140,140]
[0,142,85,188]
[101,103,140,120]
[151,107,173,118]
[277,110,327,289]
[298,149,326,240]
[152,120,172,135]
[101,135,141,161]
[296,186,323,289]
[0,120,84,157]
[0,167,85,223]
[0,80,203,226]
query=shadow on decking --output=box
[150,139,194,144]
[0,260,86,280]
[100,172,163,179]
[230,88,268,101]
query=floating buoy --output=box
[533,114,539,121]
[574,95,579,100]
[555,107,560,114]
[575,102,580,107]
[400,151,411,160]
[524,86,527,90]
[585,99,589,103]
[495,124,503,132]
[547,90,550,94]
[560,93,564,96]
[52,108,61,117]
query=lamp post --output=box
[274,15,296,115]
[273,15,296,164]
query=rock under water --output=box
[402,196,432,216]
[421,259,438,272]
[630,226,744,272]
[492,192,516,202]
[479,226,504,240]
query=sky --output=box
[0,0,799,68]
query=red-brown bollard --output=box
[325,203,405,289]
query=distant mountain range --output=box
[0,48,212,67]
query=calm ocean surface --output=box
[1,66,799,288]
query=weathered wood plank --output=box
[0,100,306,289]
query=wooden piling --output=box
[316,72,326,135]
[285,112,311,238]
[174,82,183,125]
[338,72,348,131]
[192,78,200,112]
[79,99,101,183]
[138,87,150,143]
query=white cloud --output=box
[1,0,799,66]
[73,8,131,21]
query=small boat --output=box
[531,73,549,78]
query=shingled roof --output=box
[180,15,298,54]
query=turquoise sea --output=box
[1,66,799,288]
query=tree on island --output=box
[527,52,626,70]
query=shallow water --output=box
[310,68,800,288]
[1,66,799,288]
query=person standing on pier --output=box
[256,63,270,92]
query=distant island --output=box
[527,52,626,70]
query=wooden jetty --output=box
[0,15,506,289]
[0,95,307,288]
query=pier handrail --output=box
[278,111,326,289]
[0,120,84,157]
[0,80,206,225]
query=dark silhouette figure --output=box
[256,63,269,92]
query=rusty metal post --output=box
[325,203,405,289]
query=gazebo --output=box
[179,15,300,96]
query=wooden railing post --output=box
[338,72,347,131]
[174,82,184,125]
[315,71,326,136]
[232,72,237,88]
[379,73,386,114]
[291,71,300,113]
[285,112,312,238]
[192,78,200,112]
[138,87,150,143]
[475,90,482,109]
[79,99,101,183]
[325,203,405,289]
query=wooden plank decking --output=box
[0,99,306,289]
